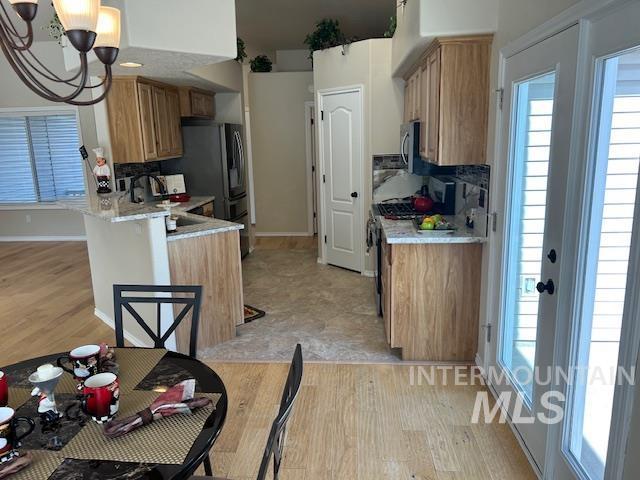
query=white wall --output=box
[276,50,313,72]
[249,72,314,234]
[0,41,99,239]
[314,38,403,270]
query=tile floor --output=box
[201,242,401,363]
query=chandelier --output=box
[0,0,121,106]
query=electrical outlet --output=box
[25,214,31,224]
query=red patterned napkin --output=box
[0,452,32,479]
[103,380,211,438]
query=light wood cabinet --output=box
[178,87,216,118]
[403,69,422,122]
[166,89,183,157]
[382,239,482,361]
[404,35,492,166]
[106,77,183,164]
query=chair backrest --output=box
[256,344,304,480]
[113,284,203,358]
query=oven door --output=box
[372,223,383,317]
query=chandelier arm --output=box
[0,3,33,48]
[17,47,92,86]
[66,65,113,106]
[1,36,91,103]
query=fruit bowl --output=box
[413,216,456,233]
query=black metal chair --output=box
[113,284,203,358]
[189,344,304,480]
[113,284,216,476]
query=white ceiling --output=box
[236,0,396,54]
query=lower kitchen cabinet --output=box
[382,240,482,361]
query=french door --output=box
[489,25,580,473]
[549,2,640,479]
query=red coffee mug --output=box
[82,373,120,423]
[0,372,7,407]
[0,407,35,458]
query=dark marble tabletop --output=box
[1,348,227,480]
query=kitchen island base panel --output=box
[168,230,243,354]
[388,243,482,362]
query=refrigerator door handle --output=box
[235,131,245,187]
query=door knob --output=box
[351,192,358,198]
[536,279,555,295]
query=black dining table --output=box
[0,347,227,480]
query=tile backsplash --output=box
[114,161,162,180]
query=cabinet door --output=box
[425,48,441,163]
[153,86,172,158]
[403,83,411,123]
[412,69,422,121]
[137,83,158,160]
[166,89,183,156]
[419,62,429,156]
[190,91,215,118]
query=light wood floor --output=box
[0,242,536,479]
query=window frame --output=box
[0,106,86,209]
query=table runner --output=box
[2,348,221,478]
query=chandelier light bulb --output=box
[94,6,121,49]
[52,0,100,32]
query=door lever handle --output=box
[351,192,358,198]
[536,279,555,295]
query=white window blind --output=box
[0,112,85,203]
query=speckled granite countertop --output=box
[373,208,487,245]
[166,212,243,242]
[59,194,217,222]
[59,194,242,241]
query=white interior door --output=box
[488,25,579,473]
[320,89,363,272]
[549,2,640,479]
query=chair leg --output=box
[204,455,213,476]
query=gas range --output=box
[373,202,424,220]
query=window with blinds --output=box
[0,112,85,203]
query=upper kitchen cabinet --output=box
[106,77,183,164]
[404,35,493,166]
[403,69,422,123]
[178,87,216,119]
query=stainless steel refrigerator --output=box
[180,120,249,257]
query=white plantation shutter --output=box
[0,111,85,203]
[0,116,35,202]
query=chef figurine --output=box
[92,147,112,194]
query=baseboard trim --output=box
[255,232,314,237]
[0,235,86,242]
[94,308,148,348]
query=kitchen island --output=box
[61,194,244,355]
[374,210,487,362]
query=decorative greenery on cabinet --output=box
[235,38,247,63]
[250,55,273,72]
[304,18,356,60]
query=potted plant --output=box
[304,18,355,60]
[44,12,65,45]
[384,16,396,38]
[250,55,273,72]
[235,38,247,63]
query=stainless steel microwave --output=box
[400,121,421,174]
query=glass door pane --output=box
[567,47,640,480]
[500,72,556,403]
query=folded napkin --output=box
[103,380,211,439]
[0,451,32,479]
